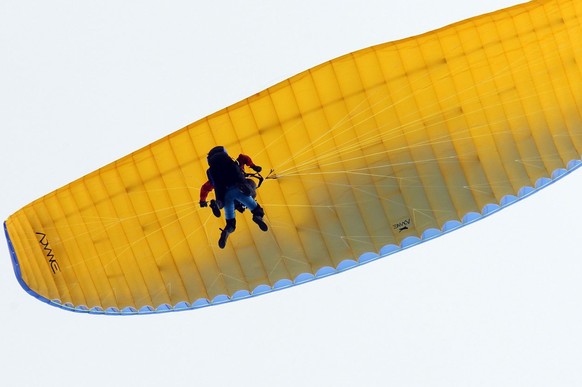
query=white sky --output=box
[2,1,581,386]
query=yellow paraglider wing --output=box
[4,0,582,314]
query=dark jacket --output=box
[206,151,246,203]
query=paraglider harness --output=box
[204,145,274,217]
[209,169,271,216]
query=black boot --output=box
[209,199,221,218]
[218,218,236,249]
[251,204,268,232]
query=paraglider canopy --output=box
[3,0,582,315]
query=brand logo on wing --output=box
[393,218,411,232]
[36,232,60,274]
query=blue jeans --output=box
[223,187,258,220]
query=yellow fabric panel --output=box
[5,0,582,312]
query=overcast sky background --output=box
[2,1,582,386]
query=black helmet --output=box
[207,146,227,164]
